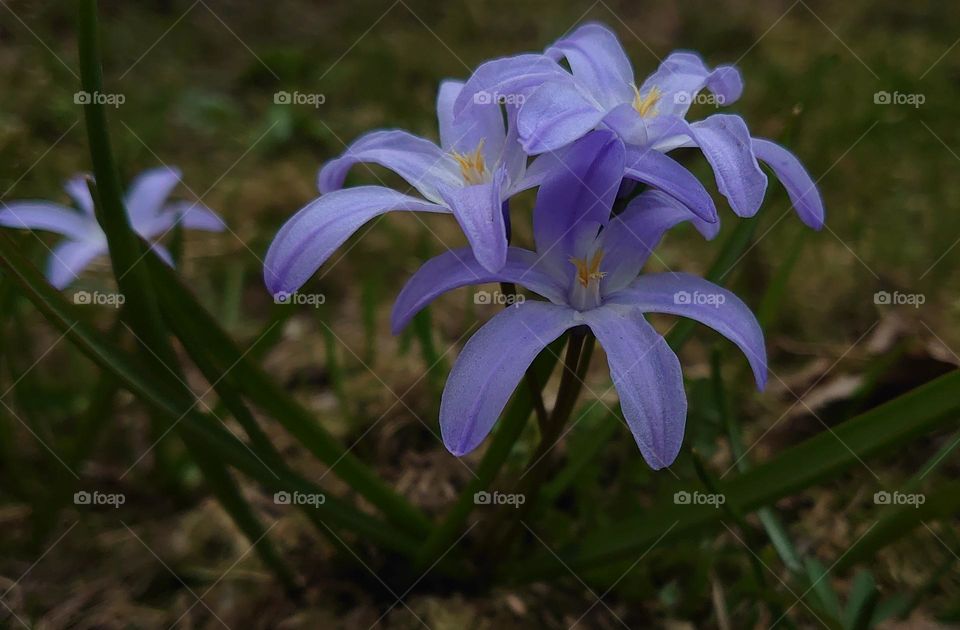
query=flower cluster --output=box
[0,167,225,288]
[271,23,821,469]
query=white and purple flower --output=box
[0,167,224,288]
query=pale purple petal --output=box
[517,79,607,154]
[317,130,459,202]
[436,166,509,273]
[437,80,506,164]
[64,175,95,215]
[453,53,569,117]
[601,103,649,146]
[686,115,767,217]
[441,301,576,456]
[125,166,182,224]
[390,246,567,333]
[752,138,824,230]
[623,146,718,222]
[545,23,634,109]
[150,243,175,267]
[532,130,624,273]
[601,190,720,294]
[607,272,767,389]
[638,51,743,118]
[583,305,687,470]
[263,186,447,296]
[0,202,93,240]
[46,240,102,289]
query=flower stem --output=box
[480,328,594,566]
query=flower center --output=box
[632,85,661,118]
[450,140,488,185]
[568,248,606,311]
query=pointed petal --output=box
[64,175,95,215]
[125,166,182,224]
[685,114,767,217]
[437,80,505,162]
[532,130,624,273]
[545,23,634,108]
[517,79,607,154]
[453,53,569,117]
[46,240,102,289]
[150,243,175,267]
[391,246,567,333]
[601,190,720,293]
[441,301,576,456]
[608,272,767,389]
[638,51,743,118]
[583,305,687,470]
[436,166,509,273]
[0,202,93,240]
[317,130,459,201]
[752,138,824,230]
[263,186,447,296]
[623,147,718,222]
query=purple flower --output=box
[265,80,545,297]
[454,22,824,229]
[391,131,766,470]
[0,167,225,288]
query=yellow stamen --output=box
[632,85,661,118]
[450,139,488,185]
[570,249,606,288]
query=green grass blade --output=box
[510,368,960,580]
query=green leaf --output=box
[509,368,960,580]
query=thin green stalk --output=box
[78,0,296,591]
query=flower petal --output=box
[453,53,569,117]
[390,246,567,333]
[64,175,95,215]
[517,79,608,154]
[263,186,447,296]
[317,130,459,202]
[752,138,824,230]
[686,114,767,217]
[436,166,509,273]
[582,305,687,470]
[623,146,718,222]
[0,202,93,240]
[441,301,576,456]
[601,190,720,294]
[46,240,103,289]
[545,23,634,109]
[532,130,624,274]
[638,51,743,118]
[608,272,767,389]
[437,80,505,165]
[125,166,182,224]
[601,103,649,147]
